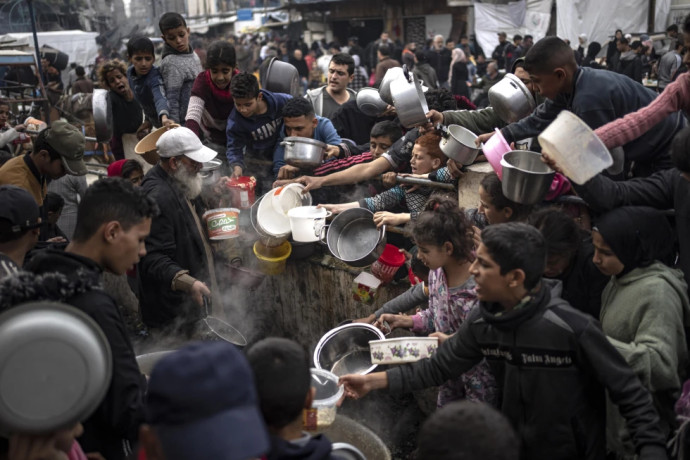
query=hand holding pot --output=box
[277,165,300,180]
[373,211,409,228]
[376,313,413,331]
[476,131,494,147]
[324,145,340,159]
[540,152,566,175]
[162,116,175,128]
[381,172,397,188]
[190,280,211,307]
[425,109,444,125]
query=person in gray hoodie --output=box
[413,50,439,90]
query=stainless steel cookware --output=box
[438,124,481,164]
[500,150,555,205]
[281,136,326,168]
[390,67,429,128]
[378,67,405,105]
[313,323,385,377]
[489,73,536,124]
[356,87,388,117]
[199,158,223,187]
[92,88,112,142]
[262,58,301,97]
[323,208,386,267]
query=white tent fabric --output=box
[0,31,99,69]
[474,0,553,61]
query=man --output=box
[401,41,416,69]
[138,127,219,332]
[347,36,364,62]
[139,341,270,460]
[71,66,94,94]
[339,223,668,459]
[0,185,40,277]
[289,48,309,94]
[0,120,86,206]
[374,44,401,87]
[472,61,501,108]
[492,32,509,69]
[616,37,643,82]
[19,178,157,460]
[519,34,533,57]
[316,43,340,78]
[274,98,341,180]
[426,35,452,88]
[305,53,357,120]
[503,34,522,72]
[366,32,393,73]
[668,23,679,40]
[413,50,439,89]
[658,39,684,91]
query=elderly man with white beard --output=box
[138,127,221,335]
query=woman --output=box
[449,48,470,99]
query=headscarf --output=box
[583,42,602,66]
[593,206,675,276]
[107,159,126,177]
[448,48,467,83]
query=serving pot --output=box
[437,124,481,164]
[0,302,112,433]
[356,87,388,117]
[489,73,536,124]
[92,88,112,143]
[262,58,301,97]
[281,137,326,168]
[323,208,386,267]
[199,158,223,187]
[500,150,555,205]
[378,67,405,104]
[390,68,429,128]
[313,323,385,377]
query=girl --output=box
[185,40,240,158]
[107,159,144,186]
[377,197,498,407]
[593,206,690,458]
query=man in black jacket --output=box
[340,223,667,460]
[5,178,158,460]
[138,127,219,332]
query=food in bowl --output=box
[369,337,439,364]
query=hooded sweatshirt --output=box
[160,43,203,124]
[617,50,643,83]
[266,433,335,460]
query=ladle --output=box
[202,297,247,347]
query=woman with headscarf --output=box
[592,206,690,458]
[449,48,470,99]
[582,42,602,69]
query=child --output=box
[41,191,68,242]
[158,12,202,125]
[377,197,498,407]
[340,222,668,459]
[467,172,533,231]
[126,36,173,129]
[186,40,239,155]
[592,206,690,457]
[0,99,25,155]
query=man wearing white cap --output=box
[138,127,221,333]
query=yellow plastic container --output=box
[253,241,292,275]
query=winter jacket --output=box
[450,61,470,98]
[658,50,682,90]
[127,65,169,128]
[616,50,643,83]
[386,281,667,459]
[160,44,203,124]
[266,433,335,460]
[491,41,508,69]
[138,164,210,329]
[5,250,146,460]
[601,262,690,456]
[374,57,401,87]
[375,282,428,318]
[185,68,240,145]
[305,86,357,119]
[500,67,684,176]
[573,169,690,293]
[273,116,341,176]
[427,48,451,83]
[226,90,292,170]
[0,154,46,205]
[413,63,439,90]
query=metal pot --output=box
[281,136,326,168]
[313,323,385,377]
[378,67,405,105]
[489,73,536,124]
[199,158,223,187]
[390,69,429,128]
[438,124,481,164]
[262,58,301,97]
[319,415,391,460]
[136,350,175,375]
[324,208,386,267]
[356,87,388,117]
[92,88,112,143]
[500,150,555,205]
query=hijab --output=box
[107,159,126,177]
[593,206,675,276]
[448,48,467,83]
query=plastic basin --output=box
[482,128,511,179]
[253,240,292,275]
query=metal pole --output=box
[27,0,44,84]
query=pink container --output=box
[371,244,406,284]
[482,128,511,179]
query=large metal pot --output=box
[438,124,481,164]
[92,88,112,142]
[356,87,388,117]
[378,67,405,104]
[199,158,222,187]
[281,136,326,168]
[489,73,536,124]
[500,150,555,205]
[390,70,428,129]
[313,323,385,376]
[262,58,301,97]
[319,415,391,460]
[324,208,386,267]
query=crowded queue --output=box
[1,8,690,460]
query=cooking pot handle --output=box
[379,225,386,242]
[280,141,295,147]
[318,224,329,245]
[402,64,411,83]
[435,123,449,138]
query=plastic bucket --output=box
[287,206,331,242]
[538,110,613,185]
[306,368,344,430]
[226,176,256,209]
[482,128,511,179]
[202,208,240,240]
[370,244,405,284]
[253,240,292,275]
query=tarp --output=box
[474,0,553,61]
[0,30,99,69]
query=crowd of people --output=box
[1,6,690,460]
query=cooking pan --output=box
[202,297,247,347]
[262,58,301,97]
[92,89,112,143]
[391,175,456,191]
[322,208,386,267]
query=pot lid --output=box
[283,137,327,148]
[201,158,223,172]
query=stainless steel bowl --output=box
[313,323,385,376]
[501,150,555,205]
[489,73,536,124]
[378,67,405,104]
[356,87,388,117]
[262,58,301,97]
[92,88,112,142]
[325,208,386,267]
[281,136,326,168]
[439,125,481,164]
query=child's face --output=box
[528,69,567,100]
[369,135,394,158]
[234,95,260,118]
[409,145,440,175]
[0,105,9,126]
[210,65,234,89]
[106,69,129,97]
[416,241,450,270]
[131,51,154,76]
[478,185,509,225]
[470,243,512,302]
[591,231,624,277]
[162,26,191,53]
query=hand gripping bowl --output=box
[356,87,389,117]
[313,323,385,377]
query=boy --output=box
[226,72,291,185]
[159,12,202,125]
[126,36,173,129]
[340,223,668,459]
[0,185,40,277]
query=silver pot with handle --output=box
[500,150,555,205]
[437,124,481,164]
[390,66,429,128]
[378,67,405,105]
[92,88,112,143]
[322,208,386,267]
[489,73,536,124]
[199,158,222,188]
[356,87,388,117]
[262,58,301,97]
[282,136,326,168]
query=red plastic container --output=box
[371,244,406,284]
[226,176,256,209]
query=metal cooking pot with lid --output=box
[281,137,326,168]
[0,301,112,433]
[92,88,112,143]
[390,67,429,128]
[262,58,301,97]
[313,323,385,377]
[489,73,536,124]
[323,208,386,267]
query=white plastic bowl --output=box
[310,368,343,428]
[369,337,439,364]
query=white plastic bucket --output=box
[287,206,331,242]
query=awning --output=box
[187,15,238,34]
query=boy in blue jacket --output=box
[126,36,173,129]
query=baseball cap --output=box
[43,120,87,176]
[0,185,41,234]
[156,127,217,163]
[146,341,270,460]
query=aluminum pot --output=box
[500,150,555,205]
[489,73,536,124]
[356,87,388,117]
[281,137,326,168]
[136,350,175,375]
[92,88,112,142]
[199,158,222,187]
[262,58,301,97]
[378,66,405,104]
[323,208,386,267]
[390,73,428,128]
[438,124,481,164]
[313,323,385,377]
